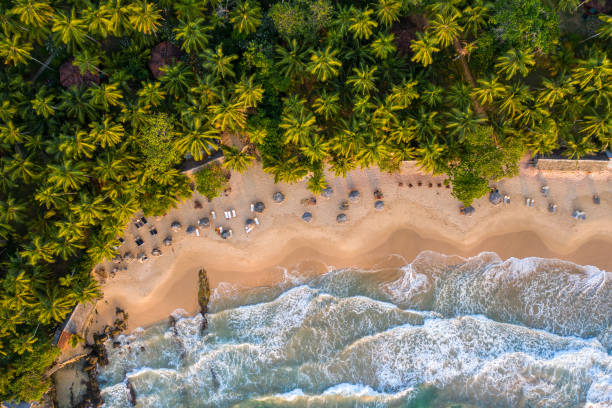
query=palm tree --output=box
[499,83,530,119]
[421,83,444,107]
[58,131,96,160]
[472,75,506,106]
[137,81,166,107]
[191,74,221,106]
[376,0,401,28]
[564,134,597,160]
[349,8,378,40]
[313,91,341,120]
[388,79,419,108]
[416,139,446,174]
[280,107,319,145]
[35,287,75,324]
[86,83,123,110]
[461,1,490,36]
[51,9,88,50]
[83,5,112,38]
[329,155,357,177]
[346,65,378,95]
[445,108,486,140]
[307,170,328,195]
[176,118,219,160]
[203,45,238,80]
[34,185,67,209]
[222,145,255,173]
[160,63,193,98]
[20,237,55,265]
[89,118,124,148]
[174,18,211,53]
[0,121,25,144]
[428,13,462,49]
[389,118,417,143]
[94,152,129,182]
[72,192,106,226]
[580,110,611,143]
[275,39,311,80]
[410,32,439,67]
[370,32,397,59]
[230,0,262,35]
[46,160,89,191]
[209,91,246,131]
[0,34,34,66]
[234,75,264,109]
[300,134,330,163]
[308,46,342,82]
[358,135,389,167]
[102,0,132,36]
[495,48,536,80]
[570,51,612,90]
[128,0,161,35]
[10,0,55,27]
[0,196,27,224]
[5,153,39,182]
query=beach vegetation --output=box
[0,0,611,402]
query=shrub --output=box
[194,163,229,200]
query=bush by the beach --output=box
[194,164,230,201]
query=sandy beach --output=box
[89,157,612,333]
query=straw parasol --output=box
[336,213,348,223]
[273,192,285,203]
[322,187,333,198]
[375,200,384,210]
[349,190,360,202]
[198,217,210,228]
[171,221,181,231]
[254,202,265,213]
[302,212,312,222]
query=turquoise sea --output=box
[97,251,612,407]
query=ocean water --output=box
[98,251,612,407]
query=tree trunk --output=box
[44,352,89,378]
[32,53,56,82]
[453,39,487,117]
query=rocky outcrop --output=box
[198,269,211,331]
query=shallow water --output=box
[98,251,612,407]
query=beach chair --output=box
[232,209,236,217]
[211,211,216,220]
[254,217,259,225]
[250,203,255,212]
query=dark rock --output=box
[198,269,210,330]
[302,212,312,222]
[127,379,137,406]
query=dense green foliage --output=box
[194,163,229,200]
[0,0,611,402]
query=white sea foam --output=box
[99,251,612,408]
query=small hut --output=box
[302,212,312,222]
[254,202,265,213]
[337,213,348,223]
[375,200,384,210]
[273,192,285,203]
[198,217,210,228]
[148,41,182,78]
[349,190,360,202]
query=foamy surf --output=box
[98,251,612,407]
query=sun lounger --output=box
[245,226,253,233]
[251,204,255,212]
[140,217,148,225]
[530,199,535,207]
[149,228,158,236]
[135,237,144,246]
[541,186,549,196]
[211,211,216,219]
[232,209,236,217]
[254,217,259,225]
[229,229,232,237]
[195,229,200,237]
[504,195,510,204]
[224,211,230,220]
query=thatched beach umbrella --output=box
[302,212,312,222]
[163,237,172,246]
[198,217,210,228]
[123,252,133,263]
[337,213,347,223]
[151,248,162,256]
[254,202,265,213]
[273,192,285,203]
[489,189,502,205]
[460,206,475,216]
[375,200,384,210]
[171,221,181,231]
[186,225,196,235]
[246,218,256,227]
[221,230,231,239]
[349,190,360,202]
[322,187,333,198]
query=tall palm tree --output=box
[176,118,219,160]
[410,32,439,67]
[280,107,319,145]
[89,117,124,148]
[346,65,378,95]
[51,9,88,50]
[137,81,166,107]
[445,108,486,140]
[10,0,55,28]
[472,75,506,106]
[174,18,211,53]
[376,0,401,28]
[349,8,378,40]
[308,46,342,82]
[461,1,490,36]
[275,39,311,80]
[222,145,255,173]
[46,160,89,191]
[128,0,161,35]
[388,79,419,108]
[416,139,446,174]
[230,0,262,35]
[300,134,330,163]
[83,5,112,38]
[209,92,246,131]
[370,32,397,59]
[234,75,264,109]
[313,91,341,120]
[0,34,34,66]
[203,45,238,80]
[160,63,193,98]
[495,48,536,80]
[86,83,123,110]
[428,13,462,49]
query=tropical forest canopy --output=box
[1,0,611,402]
